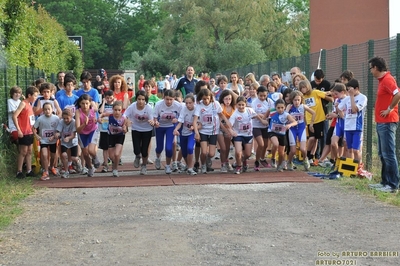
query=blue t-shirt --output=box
[74,88,101,104]
[174,76,198,96]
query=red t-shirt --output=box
[375,72,399,123]
[18,100,35,135]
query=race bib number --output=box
[202,115,213,124]
[239,122,251,134]
[161,112,174,122]
[136,115,148,122]
[184,121,192,128]
[109,125,123,135]
[292,113,304,123]
[63,132,72,139]
[304,97,316,108]
[30,115,35,126]
[271,123,286,134]
[42,130,54,138]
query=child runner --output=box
[193,88,233,174]
[33,82,62,117]
[124,90,155,175]
[286,90,316,171]
[173,94,198,175]
[218,89,236,172]
[33,103,60,180]
[229,96,262,174]
[268,99,298,172]
[251,86,274,171]
[153,89,182,174]
[75,94,99,177]
[55,109,82,178]
[107,101,128,177]
[98,90,115,172]
[337,79,367,161]
[12,86,39,178]
[7,86,23,144]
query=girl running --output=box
[173,94,198,175]
[286,91,316,171]
[229,96,262,174]
[75,94,99,177]
[153,90,182,174]
[268,99,297,172]
[218,90,237,172]
[107,101,128,177]
[193,88,233,174]
[125,90,155,175]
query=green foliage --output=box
[1,0,83,74]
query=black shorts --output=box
[40,143,57,153]
[99,131,109,150]
[199,133,218,145]
[18,134,34,146]
[61,145,78,157]
[308,121,324,139]
[109,134,125,148]
[253,127,269,139]
[267,132,286,146]
[232,136,253,144]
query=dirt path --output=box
[0,182,399,266]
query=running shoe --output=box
[134,156,141,168]
[155,157,161,170]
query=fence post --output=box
[266,61,271,77]
[25,67,28,89]
[342,44,347,71]
[16,66,19,87]
[305,54,310,79]
[366,40,374,170]
[396,34,400,162]
[321,49,326,71]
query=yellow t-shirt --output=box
[304,90,327,124]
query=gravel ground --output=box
[0,182,399,266]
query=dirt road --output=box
[0,182,399,266]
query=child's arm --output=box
[99,98,106,114]
[304,105,316,132]
[193,115,200,141]
[173,122,182,136]
[348,88,359,113]
[285,114,298,130]
[54,100,62,118]
[12,101,26,138]
[123,93,130,110]
[33,100,42,116]
[323,93,334,103]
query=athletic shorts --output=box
[40,143,57,153]
[253,127,269,139]
[232,136,253,144]
[61,145,78,157]
[18,134,34,146]
[308,121,324,139]
[199,133,218,145]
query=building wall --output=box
[310,0,389,53]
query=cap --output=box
[346,79,359,89]
[165,75,170,78]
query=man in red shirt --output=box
[368,56,400,193]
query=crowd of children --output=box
[8,67,368,180]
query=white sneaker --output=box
[165,165,172,174]
[155,157,161,170]
[220,164,228,173]
[81,167,88,175]
[226,162,234,171]
[187,168,197,176]
[140,165,147,175]
[376,185,397,193]
[171,161,178,172]
[134,156,141,168]
[87,167,94,177]
[201,165,207,174]
[147,158,154,164]
[61,172,70,178]
[112,169,119,177]
[177,162,187,172]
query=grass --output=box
[0,176,35,230]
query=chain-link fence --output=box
[218,35,400,170]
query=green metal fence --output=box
[219,34,400,170]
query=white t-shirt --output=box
[56,118,78,148]
[7,98,21,131]
[154,100,182,128]
[124,102,154,132]
[194,101,222,135]
[229,108,257,137]
[33,114,60,144]
[338,94,367,131]
[177,107,196,136]
[251,98,274,128]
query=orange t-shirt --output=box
[18,100,35,135]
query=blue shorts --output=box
[345,130,362,150]
[79,131,97,148]
[232,136,253,144]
